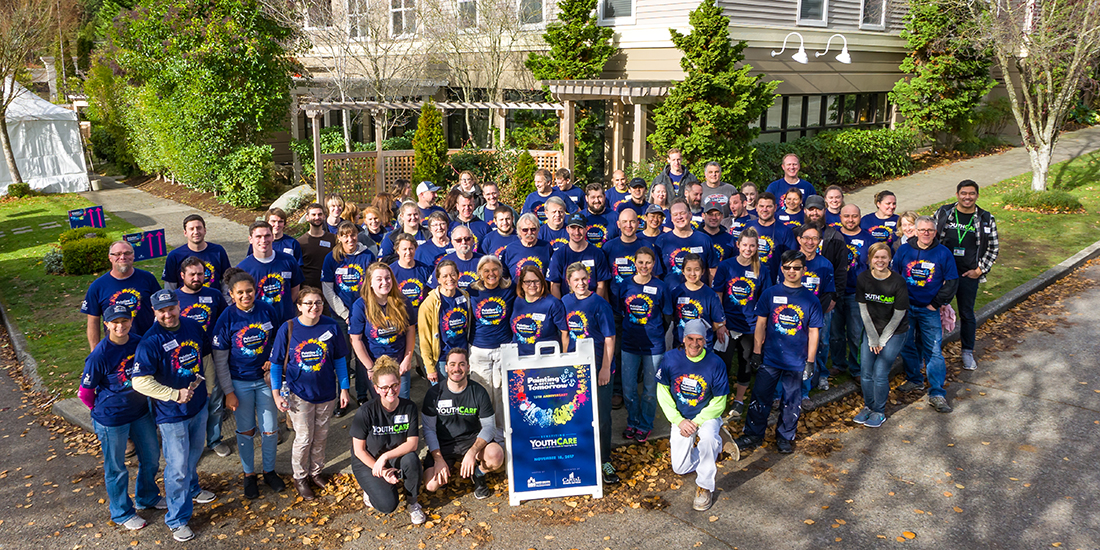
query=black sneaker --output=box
[729,401,745,418]
[332,404,350,418]
[776,438,794,454]
[243,475,259,499]
[601,462,620,485]
[733,435,761,452]
[264,471,286,492]
[473,475,491,499]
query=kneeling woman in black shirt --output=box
[350,356,426,524]
[854,242,909,429]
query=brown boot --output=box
[310,473,329,489]
[293,478,314,500]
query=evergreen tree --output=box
[412,100,448,185]
[648,0,778,183]
[888,0,994,150]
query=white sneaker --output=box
[137,496,167,510]
[121,516,147,531]
[409,502,426,525]
[362,491,373,509]
[193,489,216,504]
[961,351,977,371]
[211,442,231,457]
[172,524,195,542]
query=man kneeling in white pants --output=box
[656,319,736,512]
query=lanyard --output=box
[952,210,976,244]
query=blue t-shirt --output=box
[470,285,515,349]
[502,240,553,281]
[522,189,578,222]
[670,284,725,347]
[436,291,473,356]
[656,349,729,419]
[349,298,408,361]
[618,277,673,355]
[746,220,797,272]
[379,228,430,257]
[390,261,433,322]
[892,242,960,307]
[511,295,568,356]
[249,235,302,262]
[269,316,349,404]
[655,231,720,288]
[841,230,874,294]
[861,213,900,246]
[616,201,651,229]
[481,231,519,259]
[556,185,586,211]
[419,205,448,222]
[538,224,570,253]
[449,219,493,251]
[211,302,280,381]
[605,188,632,213]
[800,253,837,301]
[322,248,378,310]
[562,292,616,369]
[604,237,663,288]
[161,243,231,291]
[703,228,736,262]
[728,214,756,240]
[713,258,773,334]
[583,209,619,248]
[81,336,147,427]
[754,283,824,371]
[826,210,842,229]
[132,318,210,424]
[546,244,612,293]
[776,210,805,230]
[765,178,818,207]
[176,286,225,334]
[662,211,704,232]
[237,253,304,323]
[429,253,482,290]
[414,240,455,268]
[81,269,162,337]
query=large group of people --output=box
[77,154,999,539]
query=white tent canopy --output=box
[1,78,89,195]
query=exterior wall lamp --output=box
[771,32,809,64]
[816,33,852,64]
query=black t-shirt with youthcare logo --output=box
[943,211,980,272]
[350,397,420,464]
[856,270,909,336]
[421,380,494,454]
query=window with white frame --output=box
[348,0,367,38]
[860,0,886,30]
[303,0,333,28]
[391,0,416,36]
[519,0,543,26]
[598,0,634,25]
[796,0,827,26]
[458,0,477,28]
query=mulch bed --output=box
[122,175,267,226]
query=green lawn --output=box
[918,150,1100,310]
[0,194,165,396]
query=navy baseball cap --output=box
[704,200,723,213]
[629,177,647,188]
[150,289,178,310]
[644,204,665,215]
[103,304,131,323]
[566,213,588,228]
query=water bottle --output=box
[280,381,289,400]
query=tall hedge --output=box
[412,101,448,185]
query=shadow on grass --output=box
[1050,151,1100,192]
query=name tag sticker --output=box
[283,247,294,254]
[681,378,700,392]
[885,221,897,226]
[320,240,332,248]
[690,246,704,253]
[746,271,757,279]
[394,414,409,424]
[773,296,788,305]
[261,322,274,331]
[438,399,453,408]
[456,296,467,305]
[319,330,333,342]
[445,248,455,254]
[335,267,348,275]
[853,240,864,246]
[281,271,292,279]
[582,259,595,267]
[677,297,690,304]
[921,262,935,270]
[806,277,820,284]
[532,313,546,321]
[953,247,966,257]
[615,258,628,265]
[984,227,991,234]
[198,296,213,304]
[162,339,179,352]
[643,286,657,295]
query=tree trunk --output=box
[0,113,24,184]
[1028,141,1052,191]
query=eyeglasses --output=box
[453,236,473,242]
[917,228,935,233]
[522,280,542,286]
[799,235,821,241]
[781,265,805,271]
[301,301,324,307]
[109,251,134,258]
[519,227,538,233]
[376,383,400,393]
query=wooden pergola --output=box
[299,99,565,200]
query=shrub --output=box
[752,138,831,189]
[61,237,112,275]
[443,147,505,189]
[59,227,109,245]
[1002,189,1084,213]
[412,101,448,185]
[5,183,32,198]
[43,247,65,274]
[501,151,538,209]
[625,158,665,186]
[817,127,918,185]
[217,144,274,209]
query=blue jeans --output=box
[860,331,906,413]
[399,369,412,399]
[800,308,834,398]
[955,276,980,351]
[92,412,161,524]
[206,363,224,449]
[830,295,864,377]
[231,378,279,475]
[159,407,208,529]
[900,306,947,397]
[744,365,802,441]
[621,352,661,433]
[334,315,366,403]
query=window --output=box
[519,0,543,26]
[797,0,827,26]
[458,0,477,28]
[391,0,416,36]
[757,93,892,143]
[598,0,634,25]
[860,0,886,30]
[303,0,333,28]
[348,0,367,38]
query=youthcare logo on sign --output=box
[529,436,578,449]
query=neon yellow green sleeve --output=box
[657,384,685,425]
[692,394,728,424]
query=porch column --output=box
[610,100,624,172]
[308,109,325,202]
[374,110,386,193]
[632,103,647,166]
[560,100,575,171]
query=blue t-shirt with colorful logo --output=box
[655,231,720,288]
[618,277,674,355]
[162,243,231,291]
[349,298,408,361]
[538,224,570,253]
[81,336,147,427]
[603,238,664,289]
[605,188,632,214]
[522,189,578,222]
[799,253,837,301]
[132,317,210,424]
[81,269,161,337]
[449,219,493,251]
[562,292,616,371]
[776,210,805,230]
[557,185,586,210]
[713,258,773,335]
[322,249,378,310]
[825,210,842,229]
[754,283,824,371]
[481,231,519,259]
[703,228,736,262]
[745,220,796,273]
[861,213,899,246]
[176,286,225,334]
[389,261,433,323]
[670,284,725,347]
[582,209,619,248]
[727,214,755,240]
[892,242,960,307]
[414,240,455,268]
[436,291,473,356]
[269,316,349,404]
[547,244,613,293]
[211,302,280,381]
[502,240,553,281]
[841,230,874,294]
[656,348,729,419]
[511,295,568,356]
[237,252,304,323]
[430,252,482,290]
[470,285,515,349]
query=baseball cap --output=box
[683,319,710,338]
[150,289,178,310]
[804,195,826,210]
[103,304,132,323]
[566,213,588,228]
[703,200,723,213]
[629,177,647,188]
[644,204,665,216]
[416,181,440,195]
